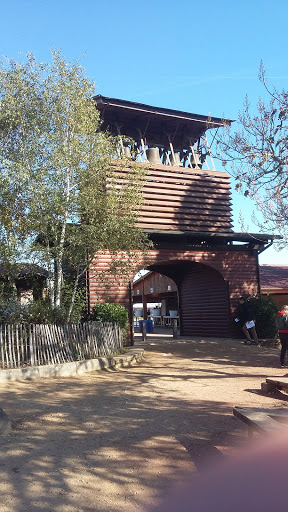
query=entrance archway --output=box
[147,261,229,337]
[179,262,229,336]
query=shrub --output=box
[0,298,85,325]
[27,300,67,324]
[247,295,278,339]
[90,302,128,331]
[0,299,66,325]
[0,299,27,324]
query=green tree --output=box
[0,51,148,320]
[215,63,288,245]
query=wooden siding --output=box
[115,164,233,232]
[261,292,288,309]
[133,272,177,298]
[88,248,259,338]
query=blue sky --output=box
[1,0,288,265]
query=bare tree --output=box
[216,62,288,245]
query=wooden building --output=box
[0,264,48,304]
[133,271,178,322]
[260,265,288,308]
[87,96,277,341]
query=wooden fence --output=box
[0,322,123,370]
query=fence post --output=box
[29,324,35,366]
[173,318,178,339]
[0,325,4,369]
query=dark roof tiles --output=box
[260,265,288,289]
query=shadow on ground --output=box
[0,334,285,512]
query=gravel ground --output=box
[0,333,287,512]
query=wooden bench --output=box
[233,406,288,437]
[261,377,288,394]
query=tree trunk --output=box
[67,271,81,322]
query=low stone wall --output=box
[0,348,144,382]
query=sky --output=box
[1,0,288,265]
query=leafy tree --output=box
[216,62,288,245]
[0,51,148,320]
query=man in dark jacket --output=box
[236,296,258,345]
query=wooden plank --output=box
[143,198,232,212]
[113,174,231,190]
[137,226,232,233]
[233,406,288,435]
[136,220,232,230]
[140,205,232,217]
[266,377,288,389]
[15,326,20,368]
[137,214,232,224]
[139,209,232,221]
[142,192,232,207]
[29,325,35,366]
[262,377,288,393]
[113,162,231,179]
[0,326,4,369]
[149,176,231,188]
[110,175,232,193]
[19,325,25,366]
[62,324,74,362]
[140,181,232,195]
[142,190,231,203]
[145,175,231,189]
[7,325,13,368]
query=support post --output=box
[128,281,134,346]
[142,321,147,342]
[142,278,148,320]
[173,318,178,339]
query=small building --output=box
[0,264,49,304]
[133,271,177,321]
[260,265,288,308]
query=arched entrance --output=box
[179,262,229,337]
[88,247,260,341]
[148,261,229,337]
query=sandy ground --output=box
[0,332,287,512]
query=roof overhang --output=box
[94,95,233,149]
[145,230,280,252]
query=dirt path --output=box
[0,334,287,512]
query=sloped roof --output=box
[93,95,233,149]
[260,265,288,289]
[0,263,49,279]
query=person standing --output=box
[276,305,288,367]
[236,296,259,345]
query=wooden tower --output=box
[88,96,276,340]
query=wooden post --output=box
[173,318,178,339]
[142,278,148,320]
[204,134,216,171]
[128,280,134,346]
[142,320,147,342]
[29,324,35,366]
